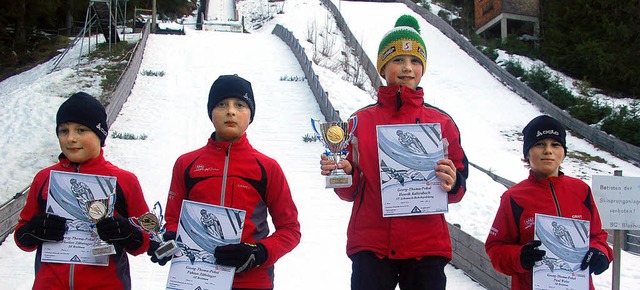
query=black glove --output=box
[581,247,609,275]
[148,231,176,266]
[96,215,143,250]
[214,242,268,273]
[520,240,546,270]
[15,213,68,247]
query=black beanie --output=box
[56,92,109,147]
[207,74,255,123]
[522,115,567,159]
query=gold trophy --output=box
[311,117,357,188]
[129,202,179,259]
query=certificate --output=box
[166,200,246,290]
[42,171,117,266]
[377,123,448,217]
[533,214,590,290]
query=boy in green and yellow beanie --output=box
[319,14,469,290]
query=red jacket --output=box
[485,171,613,290]
[335,84,468,260]
[165,133,301,289]
[14,150,150,290]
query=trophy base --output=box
[155,240,180,259]
[92,243,116,256]
[326,175,352,188]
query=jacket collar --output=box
[377,84,424,113]
[208,132,251,151]
[58,149,106,171]
[528,170,565,185]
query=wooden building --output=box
[474,0,540,41]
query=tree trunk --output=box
[65,0,74,36]
[14,1,27,48]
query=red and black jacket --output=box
[485,171,613,290]
[15,150,150,290]
[335,84,468,260]
[164,133,301,289]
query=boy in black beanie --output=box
[486,115,612,290]
[149,75,301,289]
[14,92,151,290]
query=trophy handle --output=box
[152,201,165,225]
[106,192,116,217]
[311,118,324,142]
[345,116,358,143]
[129,216,144,231]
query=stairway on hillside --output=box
[92,0,120,43]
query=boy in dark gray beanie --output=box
[56,92,109,146]
[150,74,300,289]
[207,74,256,123]
[14,92,151,289]
[521,114,567,161]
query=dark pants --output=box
[349,251,448,290]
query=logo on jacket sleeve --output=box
[524,217,535,230]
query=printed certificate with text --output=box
[42,171,117,266]
[166,200,246,290]
[533,214,589,290]
[377,123,448,217]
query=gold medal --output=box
[138,212,161,233]
[326,125,345,144]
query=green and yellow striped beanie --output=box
[376,14,427,76]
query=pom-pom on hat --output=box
[522,115,567,159]
[376,14,427,76]
[56,92,109,147]
[207,74,256,123]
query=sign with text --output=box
[592,175,640,230]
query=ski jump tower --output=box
[199,0,244,32]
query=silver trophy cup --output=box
[311,117,357,188]
[129,202,179,259]
[80,198,117,256]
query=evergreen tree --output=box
[541,0,640,97]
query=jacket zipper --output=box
[548,179,562,216]
[69,163,81,290]
[395,88,402,112]
[220,143,231,206]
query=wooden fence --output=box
[271,24,342,122]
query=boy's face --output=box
[380,55,423,90]
[527,138,565,179]
[57,122,101,163]
[211,97,251,142]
